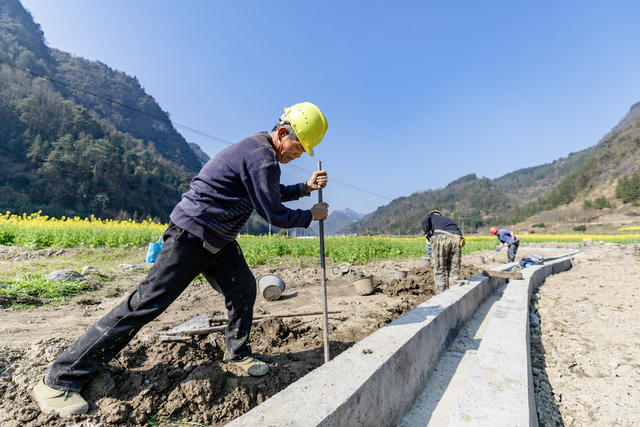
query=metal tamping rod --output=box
[317,161,330,363]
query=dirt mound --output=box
[1,323,354,426]
[381,264,479,297]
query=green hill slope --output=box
[0,0,201,219]
[348,103,640,235]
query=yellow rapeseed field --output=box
[619,225,640,231]
[0,211,166,247]
[1,212,638,263]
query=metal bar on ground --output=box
[318,161,330,363]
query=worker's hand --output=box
[311,202,329,220]
[306,170,328,192]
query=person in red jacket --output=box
[489,226,520,262]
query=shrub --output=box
[593,196,611,209]
[0,229,15,245]
[531,223,546,228]
[616,171,640,203]
[573,225,587,232]
[583,200,593,209]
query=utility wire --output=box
[0,58,393,201]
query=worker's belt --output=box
[202,240,221,255]
[433,230,460,237]
[433,230,465,247]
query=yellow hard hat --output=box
[284,102,328,156]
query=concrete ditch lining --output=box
[448,254,575,426]
[228,253,576,426]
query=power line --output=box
[0,58,394,201]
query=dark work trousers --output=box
[45,222,256,392]
[507,240,520,263]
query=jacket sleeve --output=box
[243,158,312,229]
[421,215,432,236]
[280,183,311,202]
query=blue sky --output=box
[20,0,640,214]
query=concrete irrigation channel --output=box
[228,249,577,426]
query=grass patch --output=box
[238,235,495,265]
[0,273,91,307]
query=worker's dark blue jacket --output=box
[170,132,312,249]
[497,229,517,244]
[421,214,462,237]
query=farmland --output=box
[1,213,639,424]
[2,211,639,265]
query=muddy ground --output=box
[0,246,481,426]
[2,243,638,426]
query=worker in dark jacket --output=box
[489,226,519,262]
[34,102,330,417]
[421,210,465,294]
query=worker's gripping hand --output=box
[306,170,328,192]
[311,202,329,221]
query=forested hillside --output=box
[348,103,640,235]
[0,0,202,219]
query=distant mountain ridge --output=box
[309,207,364,236]
[3,0,639,232]
[347,103,640,234]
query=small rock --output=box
[529,312,540,327]
[47,270,82,281]
[118,263,145,272]
[576,347,584,353]
[608,359,619,369]
[339,262,351,274]
[81,266,97,275]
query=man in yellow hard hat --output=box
[33,102,329,417]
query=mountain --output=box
[188,142,210,167]
[349,103,640,235]
[309,207,365,236]
[0,0,202,219]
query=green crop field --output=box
[2,212,639,307]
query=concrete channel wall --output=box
[448,256,573,426]
[228,256,574,427]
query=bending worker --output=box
[421,210,465,294]
[489,226,519,263]
[33,102,330,417]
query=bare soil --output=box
[0,247,479,426]
[2,243,638,426]
[530,243,640,426]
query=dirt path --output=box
[531,243,640,426]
